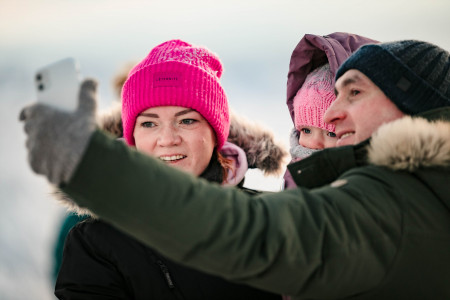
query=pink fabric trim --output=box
[220,141,248,186]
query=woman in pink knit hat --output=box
[54,39,285,300]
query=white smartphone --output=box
[35,57,81,111]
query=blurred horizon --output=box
[1,0,449,298]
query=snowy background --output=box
[1,0,450,298]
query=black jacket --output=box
[55,106,286,300]
[56,218,281,300]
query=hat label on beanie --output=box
[153,72,182,87]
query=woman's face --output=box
[133,106,216,176]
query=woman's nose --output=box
[157,126,181,146]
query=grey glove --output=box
[19,79,98,185]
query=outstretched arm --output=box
[20,80,400,298]
[62,130,400,298]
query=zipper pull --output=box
[157,260,175,289]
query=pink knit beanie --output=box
[121,39,229,149]
[293,63,335,132]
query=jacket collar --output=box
[287,140,368,189]
[368,107,450,171]
[288,107,450,189]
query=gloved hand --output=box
[19,79,98,185]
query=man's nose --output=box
[324,97,345,124]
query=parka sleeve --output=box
[62,130,402,298]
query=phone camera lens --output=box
[36,73,42,81]
[38,84,45,91]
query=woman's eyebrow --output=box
[175,108,194,117]
[139,112,159,118]
[138,108,194,118]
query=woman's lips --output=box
[159,154,186,162]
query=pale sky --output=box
[2,0,449,139]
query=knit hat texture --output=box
[122,39,229,149]
[336,40,450,115]
[293,63,336,132]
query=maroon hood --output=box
[286,32,379,123]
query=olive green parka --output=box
[61,108,450,299]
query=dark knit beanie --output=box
[336,40,450,115]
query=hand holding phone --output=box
[35,58,81,111]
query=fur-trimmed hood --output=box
[56,103,288,216]
[368,116,450,171]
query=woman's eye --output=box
[141,121,155,128]
[181,119,197,125]
[327,132,337,137]
[300,128,311,134]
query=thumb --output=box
[78,78,98,115]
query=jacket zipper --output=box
[148,249,185,299]
[157,259,175,289]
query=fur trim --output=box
[368,116,450,171]
[111,61,136,100]
[227,111,288,175]
[97,102,123,138]
[53,190,98,218]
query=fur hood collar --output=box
[368,115,450,171]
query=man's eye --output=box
[141,121,155,128]
[181,119,196,125]
[300,128,311,134]
[351,89,360,96]
[327,132,337,137]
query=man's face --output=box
[324,69,405,146]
